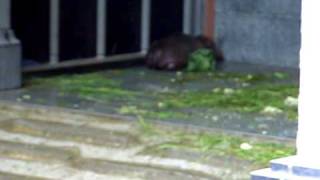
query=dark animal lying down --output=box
[146,34,224,71]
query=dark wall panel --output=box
[11,0,49,64]
[107,0,141,55]
[151,0,183,42]
[59,0,97,61]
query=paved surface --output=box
[0,63,298,179]
[0,64,299,139]
[0,101,259,180]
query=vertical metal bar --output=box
[50,0,60,64]
[193,0,203,35]
[96,0,107,59]
[183,0,192,34]
[140,0,151,52]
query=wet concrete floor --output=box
[0,62,299,179]
[0,62,299,139]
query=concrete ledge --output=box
[271,156,320,178]
[252,156,320,179]
[0,29,21,90]
[251,168,283,180]
[251,168,318,180]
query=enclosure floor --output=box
[0,62,299,140]
[0,62,299,179]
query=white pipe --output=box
[96,0,107,59]
[140,0,151,52]
[49,0,60,64]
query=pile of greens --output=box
[187,49,216,72]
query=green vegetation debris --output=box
[118,105,188,120]
[25,70,298,120]
[161,84,298,120]
[187,49,215,72]
[28,73,136,101]
[140,121,295,166]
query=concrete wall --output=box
[0,37,21,90]
[0,0,10,28]
[215,0,301,68]
[0,0,21,90]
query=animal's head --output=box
[195,35,224,62]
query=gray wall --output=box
[0,0,10,28]
[0,0,21,90]
[215,0,301,68]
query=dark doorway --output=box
[107,0,142,55]
[11,0,184,66]
[106,0,184,55]
[150,0,183,41]
[59,0,97,61]
[11,0,50,65]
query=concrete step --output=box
[73,158,213,180]
[0,102,254,179]
[252,156,320,180]
[0,139,214,180]
[0,129,220,177]
[0,118,140,148]
[251,168,319,180]
[0,157,141,180]
[0,140,80,164]
[0,101,133,132]
[251,168,285,180]
[0,121,222,179]
[0,171,48,180]
[270,156,320,178]
[0,139,142,179]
